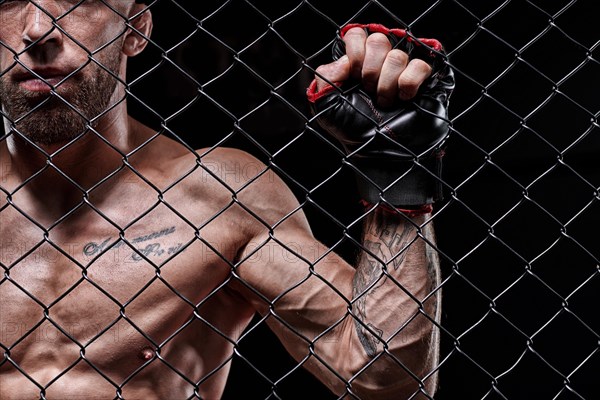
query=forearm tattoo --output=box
[353,214,415,357]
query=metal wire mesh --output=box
[0,0,598,399]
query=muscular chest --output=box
[0,201,242,368]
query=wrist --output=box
[359,199,433,217]
[353,152,444,207]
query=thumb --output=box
[314,55,350,91]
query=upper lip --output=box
[12,67,73,83]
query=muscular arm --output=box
[228,23,448,399]
[228,156,441,399]
[351,207,441,397]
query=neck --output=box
[1,102,139,210]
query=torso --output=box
[0,136,261,399]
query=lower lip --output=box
[18,77,65,93]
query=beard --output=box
[0,45,123,146]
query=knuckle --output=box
[314,64,331,77]
[315,63,337,86]
[377,83,397,99]
[398,75,420,95]
[385,49,409,67]
[314,67,330,83]
[365,32,392,50]
[410,58,433,76]
[344,27,367,41]
[361,67,379,82]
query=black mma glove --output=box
[307,23,455,207]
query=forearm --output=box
[306,20,453,397]
[351,204,441,396]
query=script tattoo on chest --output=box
[82,226,183,262]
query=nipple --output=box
[139,347,155,361]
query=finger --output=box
[361,32,392,93]
[314,55,350,91]
[343,27,367,79]
[398,58,433,101]
[376,49,409,108]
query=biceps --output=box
[234,233,354,320]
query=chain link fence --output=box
[1,0,598,399]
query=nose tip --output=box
[22,2,63,47]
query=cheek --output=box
[0,17,20,55]
[61,8,126,52]
[0,47,12,74]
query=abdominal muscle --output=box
[0,286,256,400]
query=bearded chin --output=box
[0,50,122,147]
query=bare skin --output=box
[0,1,441,399]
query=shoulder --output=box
[195,146,269,191]
[198,147,307,224]
[128,118,311,236]
[165,145,310,232]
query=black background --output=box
[4,0,599,398]
[124,1,598,398]
[125,0,600,399]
